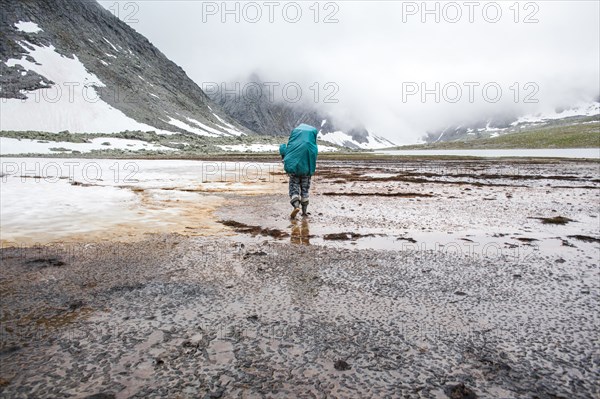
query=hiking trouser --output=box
[289,174,311,205]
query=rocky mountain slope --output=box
[0,0,248,136]
[208,74,396,149]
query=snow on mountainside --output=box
[317,123,397,150]
[3,39,173,134]
[424,100,600,144]
[0,0,247,136]
[512,101,600,125]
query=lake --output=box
[377,148,600,159]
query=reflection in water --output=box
[290,218,311,245]
[287,218,322,305]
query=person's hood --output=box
[279,143,287,157]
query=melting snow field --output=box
[0,158,282,245]
[0,139,340,155]
[0,137,176,155]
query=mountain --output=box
[208,74,396,149]
[0,0,247,136]
[423,99,600,143]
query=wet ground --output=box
[1,157,599,398]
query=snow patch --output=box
[211,113,245,136]
[103,37,119,52]
[15,21,42,34]
[484,122,503,132]
[217,144,279,152]
[187,117,244,137]
[166,117,219,137]
[212,112,234,128]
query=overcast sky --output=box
[100,1,599,144]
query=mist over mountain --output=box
[102,1,599,145]
[208,74,396,149]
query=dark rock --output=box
[334,360,351,371]
[203,388,225,399]
[537,216,575,225]
[247,314,259,322]
[445,383,477,399]
[68,300,85,311]
[567,235,600,244]
[0,346,21,356]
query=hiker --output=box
[279,124,318,218]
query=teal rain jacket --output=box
[281,124,318,176]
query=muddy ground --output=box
[1,158,599,398]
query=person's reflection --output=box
[290,218,311,245]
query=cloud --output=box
[100,1,600,144]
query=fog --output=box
[100,1,599,144]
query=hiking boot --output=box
[290,207,300,219]
[301,202,309,216]
[290,199,301,219]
